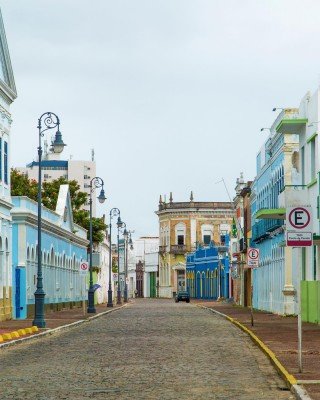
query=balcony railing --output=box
[171,245,187,255]
[252,219,283,243]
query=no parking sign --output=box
[79,261,89,275]
[247,248,260,268]
[286,206,313,247]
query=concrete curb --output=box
[197,305,313,400]
[0,304,128,350]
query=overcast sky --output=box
[2,0,320,238]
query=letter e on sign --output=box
[286,207,312,232]
[247,247,260,268]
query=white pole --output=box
[297,247,302,373]
[82,276,86,317]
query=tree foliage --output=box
[11,169,106,244]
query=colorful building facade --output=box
[11,185,89,319]
[156,192,234,298]
[0,9,17,321]
[251,109,300,315]
[186,240,230,300]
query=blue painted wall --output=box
[11,196,88,319]
[186,239,230,300]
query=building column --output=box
[283,246,295,315]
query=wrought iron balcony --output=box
[170,245,187,255]
[252,219,283,243]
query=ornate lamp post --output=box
[87,177,106,313]
[107,208,122,307]
[33,112,66,328]
[123,229,133,303]
[117,216,124,305]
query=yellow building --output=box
[156,192,234,298]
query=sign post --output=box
[247,248,260,268]
[286,206,313,373]
[247,248,259,327]
[79,262,89,316]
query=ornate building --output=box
[0,9,17,320]
[156,192,234,298]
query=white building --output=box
[275,89,320,321]
[0,9,17,320]
[94,237,111,305]
[127,237,159,298]
[18,148,97,216]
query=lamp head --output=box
[97,188,106,204]
[123,228,128,239]
[117,216,123,228]
[51,130,66,154]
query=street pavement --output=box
[0,299,295,400]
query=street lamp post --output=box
[87,177,106,313]
[33,112,66,328]
[117,217,124,305]
[123,228,128,303]
[123,230,133,303]
[107,208,122,307]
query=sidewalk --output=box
[0,303,123,339]
[197,300,320,399]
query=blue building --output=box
[251,112,300,315]
[186,240,230,300]
[11,185,89,319]
[0,9,17,321]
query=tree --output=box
[10,169,107,244]
[11,169,38,201]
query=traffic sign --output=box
[247,247,259,268]
[79,261,89,275]
[286,206,312,247]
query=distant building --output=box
[186,239,230,300]
[156,192,234,298]
[17,148,97,216]
[127,236,159,298]
[0,9,17,321]
[232,174,253,307]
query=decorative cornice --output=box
[11,210,89,248]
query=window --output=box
[203,235,211,245]
[4,141,8,184]
[175,222,186,246]
[201,224,213,245]
[310,138,316,181]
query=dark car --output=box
[175,290,190,303]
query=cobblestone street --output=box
[0,300,295,400]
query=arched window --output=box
[201,224,213,245]
[175,223,186,246]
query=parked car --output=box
[175,290,190,303]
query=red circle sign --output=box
[248,249,259,260]
[80,262,88,271]
[289,207,311,229]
